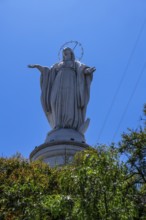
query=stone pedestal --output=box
[30,129,89,167]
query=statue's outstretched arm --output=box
[84,67,96,75]
[28,64,45,73]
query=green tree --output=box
[0,147,138,220]
[57,147,137,220]
[118,105,146,219]
[1,105,146,219]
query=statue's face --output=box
[63,49,72,61]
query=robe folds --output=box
[40,60,93,133]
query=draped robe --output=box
[40,60,93,134]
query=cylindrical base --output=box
[30,141,89,167]
[30,129,89,167]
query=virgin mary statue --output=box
[28,47,96,134]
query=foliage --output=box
[118,106,146,219]
[1,105,146,219]
[119,129,146,185]
[58,147,137,220]
[0,147,138,220]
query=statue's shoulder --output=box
[75,60,81,65]
[51,62,63,69]
[50,62,63,73]
[75,60,85,68]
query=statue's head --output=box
[62,47,75,61]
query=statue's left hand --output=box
[85,67,96,74]
[28,64,36,68]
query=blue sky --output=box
[0,0,146,158]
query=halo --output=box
[58,40,84,61]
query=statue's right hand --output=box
[28,64,36,68]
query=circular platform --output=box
[30,129,89,167]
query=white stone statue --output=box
[28,47,96,134]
